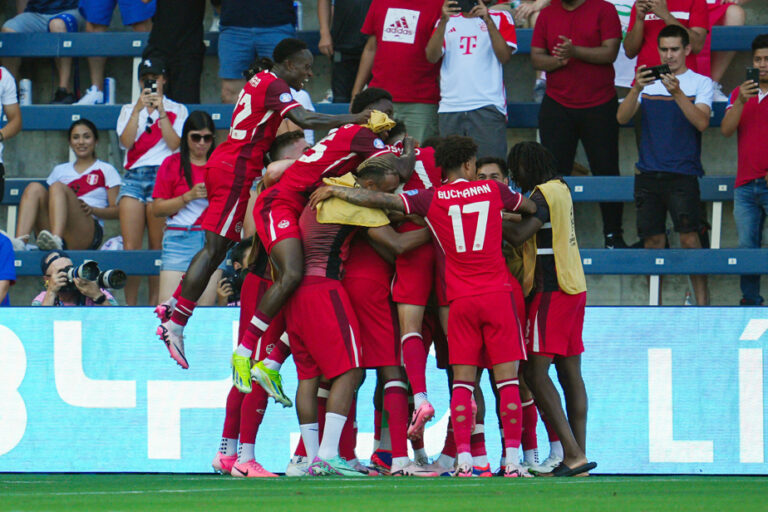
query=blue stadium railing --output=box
[0,26,764,57]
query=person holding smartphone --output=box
[720,34,768,306]
[116,57,189,305]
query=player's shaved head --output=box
[434,136,477,175]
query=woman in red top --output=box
[152,111,222,306]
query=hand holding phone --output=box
[455,0,478,13]
[746,67,760,86]
[647,64,671,81]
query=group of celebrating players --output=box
[153,38,596,479]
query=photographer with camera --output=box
[617,24,713,305]
[32,250,119,306]
[217,237,253,306]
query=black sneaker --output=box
[740,298,764,306]
[604,233,627,249]
[51,87,75,104]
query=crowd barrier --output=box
[0,306,765,474]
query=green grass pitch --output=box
[1,474,765,512]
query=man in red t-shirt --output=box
[351,0,443,143]
[309,136,537,478]
[156,38,368,374]
[624,0,708,72]
[531,0,626,250]
[721,34,768,306]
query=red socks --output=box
[470,422,487,459]
[383,379,409,459]
[241,310,272,351]
[239,386,269,444]
[172,278,183,301]
[450,380,475,457]
[521,399,539,451]
[294,438,307,457]
[401,333,427,395]
[374,409,383,445]
[339,398,357,461]
[222,386,244,439]
[442,418,457,457]
[497,378,523,452]
[267,338,291,365]
[170,296,196,326]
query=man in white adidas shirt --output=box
[426,0,516,160]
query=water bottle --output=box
[294,1,303,31]
[18,79,32,106]
[103,77,116,105]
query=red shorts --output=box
[392,242,435,305]
[253,187,305,253]
[526,291,586,358]
[434,248,448,307]
[238,272,287,361]
[447,291,526,367]
[343,276,400,368]
[285,276,362,380]
[201,166,253,241]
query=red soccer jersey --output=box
[531,0,622,108]
[398,146,443,232]
[400,179,524,302]
[274,124,391,198]
[298,205,358,280]
[206,70,300,182]
[344,233,395,286]
[727,88,768,188]
[627,0,708,72]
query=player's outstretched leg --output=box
[158,231,232,369]
[251,336,293,406]
[231,384,277,478]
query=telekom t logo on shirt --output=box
[382,8,420,44]
[459,36,478,55]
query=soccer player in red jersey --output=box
[503,141,596,477]
[310,135,537,478]
[156,38,369,373]
[237,88,415,393]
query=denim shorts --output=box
[118,165,158,204]
[79,0,156,26]
[2,9,84,32]
[161,227,228,272]
[218,24,296,79]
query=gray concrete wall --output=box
[1,2,767,305]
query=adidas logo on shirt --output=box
[382,8,420,44]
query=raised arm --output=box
[367,225,431,255]
[285,106,369,131]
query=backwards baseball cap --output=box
[41,250,70,275]
[137,57,165,77]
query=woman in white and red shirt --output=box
[152,111,223,306]
[117,58,188,305]
[12,119,121,251]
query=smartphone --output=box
[143,79,157,93]
[746,67,760,86]
[647,64,671,80]
[455,0,478,13]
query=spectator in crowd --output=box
[33,250,118,305]
[506,0,549,100]
[318,0,372,103]
[696,0,751,101]
[11,119,121,251]
[76,0,155,105]
[352,0,443,143]
[117,57,188,305]
[218,0,297,103]
[142,0,205,104]
[531,0,627,248]
[0,232,16,306]
[721,33,768,306]
[623,0,708,73]
[426,0,516,160]
[606,0,638,89]
[1,0,84,104]
[617,25,713,305]
[152,111,222,306]
[0,65,22,198]
[216,237,252,306]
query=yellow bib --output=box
[315,173,391,227]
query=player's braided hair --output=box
[357,155,398,182]
[434,135,477,173]
[506,141,559,192]
[350,87,393,114]
[243,38,309,80]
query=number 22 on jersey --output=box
[447,201,489,253]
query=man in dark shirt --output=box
[218,0,297,103]
[318,0,372,102]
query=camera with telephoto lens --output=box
[222,268,245,303]
[60,260,127,290]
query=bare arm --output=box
[530,46,567,72]
[153,183,207,217]
[427,0,460,63]
[502,216,544,246]
[721,81,759,137]
[663,74,710,132]
[118,99,144,149]
[351,36,377,98]
[482,9,514,64]
[285,105,368,130]
[393,136,416,182]
[623,2,648,59]
[263,159,296,188]
[617,65,654,124]
[0,103,21,141]
[309,185,406,212]
[0,280,10,305]
[647,0,706,53]
[90,187,120,220]
[367,225,431,255]
[156,100,181,151]
[317,0,334,57]
[570,38,620,65]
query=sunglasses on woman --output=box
[190,133,214,143]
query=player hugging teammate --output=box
[156,61,595,476]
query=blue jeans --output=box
[218,24,296,79]
[733,178,768,304]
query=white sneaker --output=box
[10,236,27,251]
[36,230,63,250]
[528,453,563,474]
[74,85,104,105]
[413,451,430,467]
[713,82,729,103]
[285,455,309,476]
[391,461,438,477]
